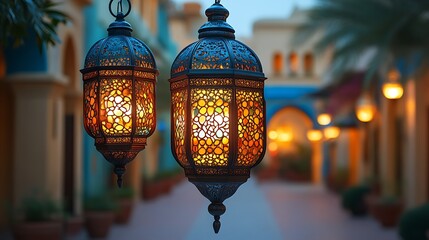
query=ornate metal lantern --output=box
[169,0,266,233]
[81,0,158,187]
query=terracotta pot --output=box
[85,211,114,238]
[64,216,83,236]
[115,199,134,224]
[372,200,403,228]
[14,221,62,240]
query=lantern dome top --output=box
[170,2,264,77]
[83,17,156,70]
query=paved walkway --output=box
[69,179,399,240]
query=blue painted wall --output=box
[4,30,48,74]
[82,2,111,198]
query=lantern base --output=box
[191,180,245,233]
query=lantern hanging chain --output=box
[109,0,132,19]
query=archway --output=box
[62,36,81,216]
[0,49,13,229]
[266,107,316,183]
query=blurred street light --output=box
[356,94,376,122]
[307,129,323,142]
[382,68,404,100]
[324,126,340,139]
[317,113,332,126]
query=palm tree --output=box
[0,0,68,49]
[296,0,429,85]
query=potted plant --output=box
[13,196,62,240]
[111,187,135,224]
[84,195,117,238]
[64,213,83,236]
[341,185,370,216]
[371,196,403,228]
[399,203,429,240]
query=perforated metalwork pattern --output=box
[236,90,264,166]
[191,89,231,166]
[229,40,261,72]
[191,40,230,70]
[172,90,188,166]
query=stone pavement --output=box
[69,179,399,240]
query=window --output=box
[288,52,298,76]
[273,52,283,75]
[304,52,314,76]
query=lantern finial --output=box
[208,202,226,234]
[114,165,126,188]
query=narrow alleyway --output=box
[70,179,399,240]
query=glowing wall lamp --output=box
[382,68,403,100]
[355,94,376,123]
[81,0,158,187]
[317,113,332,126]
[324,126,340,140]
[169,0,266,233]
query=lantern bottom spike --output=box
[208,202,226,234]
[114,165,126,188]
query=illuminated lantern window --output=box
[382,68,403,100]
[80,0,158,187]
[356,94,376,122]
[317,113,332,126]
[169,0,266,233]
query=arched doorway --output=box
[0,49,13,228]
[266,107,316,182]
[62,37,82,216]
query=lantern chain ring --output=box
[215,0,221,3]
[109,0,132,19]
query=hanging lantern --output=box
[81,0,158,187]
[382,68,403,100]
[169,0,266,233]
[355,94,376,122]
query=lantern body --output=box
[169,1,266,233]
[81,17,157,186]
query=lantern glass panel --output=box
[135,80,155,136]
[191,88,231,166]
[237,89,264,166]
[172,89,188,166]
[99,78,133,135]
[84,80,99,137]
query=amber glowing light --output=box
[307,129,323,142]
[383,68,404,100]
[317,113,332,126]
[356,94,375,122]
[324,126,340,139]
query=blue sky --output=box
[171,0,316,38]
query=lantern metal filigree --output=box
[81,0,158,187]
[169,0,266,233]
